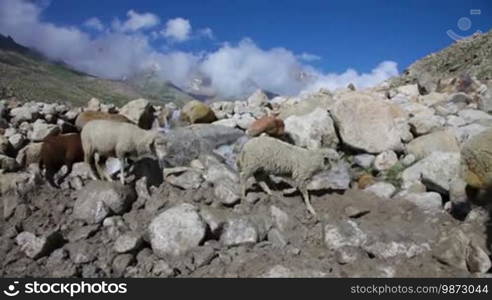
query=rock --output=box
[8,133,25,150]
[324,220,367,250]
[270,206,290,232]
[119,98,155,129]
[73,181,136,224]
[233,113,255,130]
[214,178,241,206]
[28,120,60,142]
[353,154,375,169]
[148,203,206,257]
[164,167,203,190]
[212,118,237,128]
[401,152,460,192]
[335,246,365,265]
[114,233,143,253]
[0,134,9,155]
[458,109,492,124]
[461,128,492,188]
[401,154,416,166]
[10,105,38,124]
[408,114,445,135]
[181,100,217,124]
[221,217,258,246]
[418,92,448,106]
[446,115,466,127]
[247,89,269,107]
[406,130,460,160]
[112,254,134,277]
[331,92,403,153]
[307,161,350,191]
[364,182,396,199]
[401,192,443,212]
[15,231,63,259]
[478,84,492,113]
[278,89,334,119]
[261,265,327,278]
[467,242,492,274]
[268,228,288,248]
[16,142,42,167]
[199,207,227,235]
[284,108,339,149]
[0,154,19,172]
[433,228,469,271]
[192,245,216,268]
[210,101,235,119]
[152,260,174,277]
[373,151,398,171]
[86,97,101,111]
[452,123,488,144]
[247,115,285,137]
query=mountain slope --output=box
[391,30,492,88]
[0,34,195,107]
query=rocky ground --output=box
[1,34,492,277]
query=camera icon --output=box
[447,9,482,41]
[3,281,20,297]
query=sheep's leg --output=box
[239,170,254,198]
[46,168,59,188]
[57,163,73,185]
[258,181,273,195]
[86,152,100,180]
[96,155,112,182]
[299,184,316,216]
[118,155,126,185]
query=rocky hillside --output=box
[391,30,492,92]
[1,73,492,277]
[0,34,196,107]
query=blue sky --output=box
[0,0,491,96]
[42,0,492,73]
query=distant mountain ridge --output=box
[0,34,196,107]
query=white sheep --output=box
[237,135,337,215]
[81,120,167,184]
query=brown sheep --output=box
[75,111,133,130]
[39,133,84,187]
[246,115,285,137]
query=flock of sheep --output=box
[38,109,335,215]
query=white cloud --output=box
[298,52,321,62]
[198,27,214,39]
[162,17,191,42]
[116,9,160,32]
[0,0,399,98]
[83,17,104,31]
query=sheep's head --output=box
[149,133,168,168]
[318,148,339,170]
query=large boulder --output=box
[461,128,492,189]
[73,182,136,224]
[181,100,217,124]
[284,108,339,149]
[278,90,334,119]
[331,92,403,153]
[119,98,155,129]
[406,130,460,160]
[247,89,269,107]
[148,203,206,257]
[401,152,461,193]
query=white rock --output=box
[402,192,442,212]
[373,151,398,171]
[221,217,258,246]
[148,203,206,257]
[364,182,396,199]
[353,154,375,169]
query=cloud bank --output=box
[0,0,399,98]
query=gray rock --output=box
[10,105,38,124]
[15,231,62,259]
[401,192,443,212]
[307,161,350,191]
[221,217,258,246]
[284,108,339,149]
[119,98,155,129]
[268,228,288,248]
[409,114,445,135]
[433,228,469,271]
[112,254,134,277]
[214,178,241,206]
[331,92,403,153]
[467,242,492,274]
[270,206,290,232]
[324,220,367,249]
[401,152,461,192]
[247,89,269,107]
[458,109,492,124]
[233,113,255,130]
[373,150,398,171]
[28,120,60,142]
[164,167,203,190]
[353,154,375,169]
[335,246,365,265]
[199,207,227,235]
[364,182,396,199]
[114,233,143,253]
[148,203,206,257]
[406,130,460,160]
[73,181,136,224]
[0,154,19,172]
[8,133,25,150]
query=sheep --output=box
[39,133,84,187]
[75,111,133,130]
[237,136,336,215]
[81,120,167,184]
